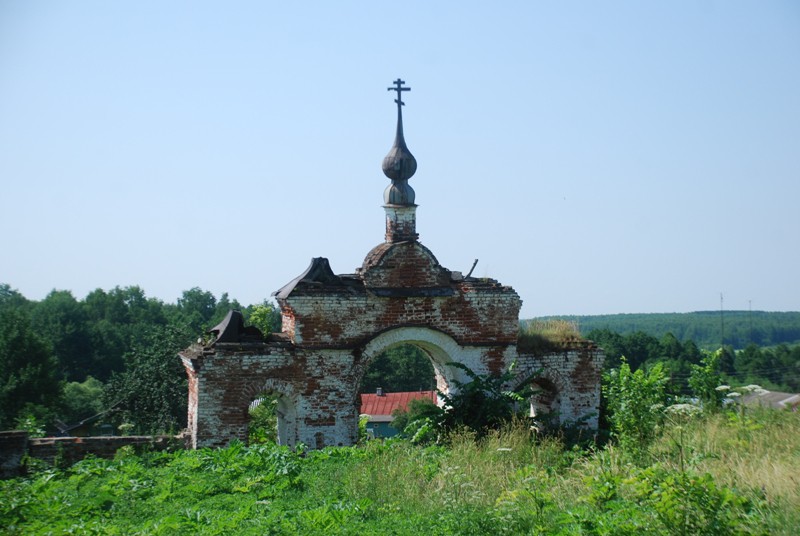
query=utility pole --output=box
[720,293,724,348]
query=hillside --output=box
[530,311,800,349]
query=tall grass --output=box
[3,409,798,534]
[518,319,583,355]
[652,407,800,533]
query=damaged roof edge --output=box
[273,257,344,300]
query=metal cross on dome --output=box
[387,78,410,106]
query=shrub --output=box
[603,358,668,461]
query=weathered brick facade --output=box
[180,238,603,449]
[179,81,603,449]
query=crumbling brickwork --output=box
[180,240,604,449]
[180,84,603,449]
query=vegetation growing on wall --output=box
[517,318,584,355]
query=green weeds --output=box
[3,410,798,534]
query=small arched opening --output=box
[528,378,561,429]
[243,381,299,446]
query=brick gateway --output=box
[179,81,603,449]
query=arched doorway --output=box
[359,343,436,394]
[528,378,561,428]
[242,380,299,446]
[358,342,437,438]
[359,327,475,397]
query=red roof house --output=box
[359,389,437,437]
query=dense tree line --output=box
[0,283,279,434]
[587,328,800,394]
[2,280,798,437]
[538,311,800,349]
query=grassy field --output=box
[2,407,798,535]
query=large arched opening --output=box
[355,327,475,437]
[359,327,470,394]
[359,343,436,395]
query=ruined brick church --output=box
[179,80,603,449]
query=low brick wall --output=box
[0,431,181,478]
[0,431,29,479]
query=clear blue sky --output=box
[1,1,798,317]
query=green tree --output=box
[390,397,441,435]
[688,349,725,412]
[586,329,625,369]
[0,308,62,429]
[31,290,93,381]
[437,362,531,438]
[360,344,435,394]
[622,332,662,370]
[246,301,282,335]
[172,287,218,334]
[104,325,191,434]
[60,376,105,425]
[659,332,683,360]
[603,358,668,460]
[83,286,170,380]
[0,283,31,312]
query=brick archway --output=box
[356,326,468,393]
[179,87,604,449]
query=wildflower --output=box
[665,404,702,417]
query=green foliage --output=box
[6,410,793,534]
[0,284,280,432]
[172,287,219,334]
[436,362,532,438]
[628,466,757,535]
[688,349,726,412]
[391,397,441,436]
[359,344,435,394]
[518,318,582,355]
[245,301,281,335]
[103,325,191,434]
[30,289,94,382]
[357,414,370,443]
[0,308,62,429]
[13,413,46,438]
[249,395,278,444]
[82,286,169,381]
[603,358,669,460]
[60,376,105,425]
[0,284,31,311]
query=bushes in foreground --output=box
[3,408,798,535]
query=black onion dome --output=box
[382,133,417,182]
[383,79,417,205]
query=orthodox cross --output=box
[387,78,410,106]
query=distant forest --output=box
[531,311,800,350]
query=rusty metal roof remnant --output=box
[208,309,264,344]
[273,257,348,300]
[383,78,417,206]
